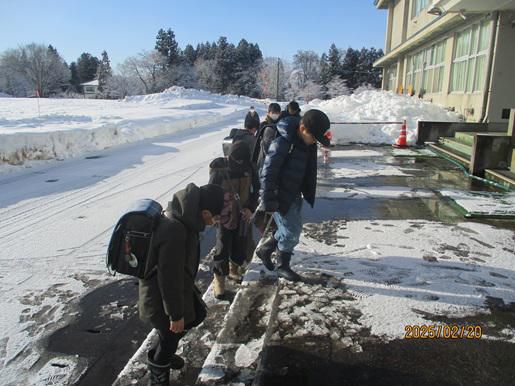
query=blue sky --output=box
[0,0,386,69]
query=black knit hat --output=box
[302,109,331,146]
[199,184,224,216]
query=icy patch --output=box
[234,337,264,367]
[318,186,434,199]
[329,159,411,178]
[440,190,515,217]
[324,149,383,158]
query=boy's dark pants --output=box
[213,226,247,275]
[152,329,186,365]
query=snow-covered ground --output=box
[0,88,462,174]
[0,86,262,171]
[0,88,510,385]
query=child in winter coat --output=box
[209,141,259,298]
[138,183,224,385]
[256,109,330,282]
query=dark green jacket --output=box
[138,183,205,331]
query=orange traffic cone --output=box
[393,120,408,148]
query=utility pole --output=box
[275,58,280,101]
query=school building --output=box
[373,0,515,129]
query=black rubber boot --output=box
[255,235,277,271]
[276,250,302,282]
[148,349,170,386]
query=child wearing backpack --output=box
[256,109,331,282]
[137,183,224,385]
[209,141,259,298]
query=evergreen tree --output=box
[155,28,180,67]
[69,62,80,92]
[96,50,113,96]
[213,36,236,94]
[76,53,100,83]
[341,48,360,90]
[327,43,342,78]
[318,53,331,99]
[183,44,197,65]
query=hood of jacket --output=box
[276,115,311,150]
[166,183,205,233]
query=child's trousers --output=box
[272,195,303,253]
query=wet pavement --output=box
[46,145,515,385]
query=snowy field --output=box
[0,88,461,174]
[0,87,261,171]
[0,88,511,385]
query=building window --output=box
[385,64,397,91]
[450,19,491,93]
[405,40,446,95]
[412,0,429,18]
[85,86,95,93]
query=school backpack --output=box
[106,199,163,279]
[252,123,279,169]
[222,128,256,157]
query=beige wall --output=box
[390,0,407,50]
[407,2,440,38]
[486,11,515,124]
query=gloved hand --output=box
[255,199,278,215]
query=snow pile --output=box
[0,86,262,169]
[306,89,461,145]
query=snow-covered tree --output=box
[105,74,144,98]
[0,43,69,97]
[259,57,287,100]
[120,50,165,94]
[293,50,320,86]
[326,76,350,98]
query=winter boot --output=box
[255,235,277,271]
[276,250,302,282]
[228,261,242,283]
[213,273,226,299]
[147,349,170,386]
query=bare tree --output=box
[0,43,69,97]
[105,74,145,98]
[259,57,288,100]
[119,50,165,94]
[293,50,320,85]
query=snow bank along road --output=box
[0,116,238,385]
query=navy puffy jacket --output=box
[259,116,317,214]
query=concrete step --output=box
[454,132,476,146]
[484,169,515,190]
[196,259,280,385]
[428,143,470,168]
[439,137,473,157]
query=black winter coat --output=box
[259,116,317,214]
[138,183,205,331]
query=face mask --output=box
[270,113,280,121]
